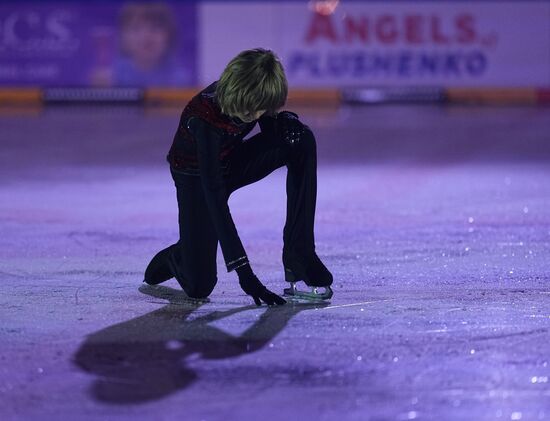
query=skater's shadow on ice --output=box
[73,285,326,404]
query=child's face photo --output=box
[121,18,170,69]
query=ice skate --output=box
[283,279,333,301]
[282,252,333,301]
[143,245,177,286]
[139,282,210,304]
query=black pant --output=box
[146,128,317,298]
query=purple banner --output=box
[0,2,197,87]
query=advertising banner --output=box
[200,1,550,87]
[0,2,197,87]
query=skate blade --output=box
[283,284,333,301]
[139,283,210,304]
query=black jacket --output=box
[169,82,278,272]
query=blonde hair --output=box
[216,48,288,117]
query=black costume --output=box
[144,81,332,300]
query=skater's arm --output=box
[188,116,285,306]
[188,117,249,272]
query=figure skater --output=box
[144,48,333,305]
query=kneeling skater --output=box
[144,48,333,305]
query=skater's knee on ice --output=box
[185,276,217,299]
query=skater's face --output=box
[233,109,266,123]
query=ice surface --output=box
[1,105,549,420]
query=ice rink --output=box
[1,104,550,420]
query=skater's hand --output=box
[237,265,286,306]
